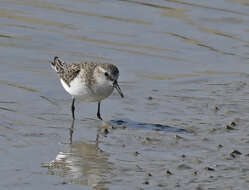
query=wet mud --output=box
[1,0,249,189]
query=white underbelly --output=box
[60,78,114,102]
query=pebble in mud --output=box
[223,121,237,132]
[133,151,140,156]
[230,121,236,127]
[202,137,209,141]
[230,150,242,158]
[225,125,235,131]
[143,181,149,185]
[165,170,173,176]
[181,154,186,158]
[208,128,217,133]
[175,134,183,140]
[211,105,219,112]
[101,128,109,136]
[231,150,242,155]
[145,173,152,177]
[224,119,238,130]
[177,164,192,170]
[121,125,127,129]
[193,170,198,176]
[217,144,223,149]
[204,167,215,171]
[144,137,151,141]
[142,137,152,144]
[147,96,153,100]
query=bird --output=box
[50,56,124,120]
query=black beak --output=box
[113,80,124,98]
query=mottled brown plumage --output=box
[60,62,98,87]
[60,64,81,87]
[52,57,118,87]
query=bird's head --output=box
[96,64,124,98]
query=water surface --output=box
[1,0,249,189]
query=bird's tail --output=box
[50,56,65,73]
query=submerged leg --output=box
[71,98,75,120]
[96,132,99,148]
[97,101,103,120]
[69,119,75,144]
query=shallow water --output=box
[1,0,249,189]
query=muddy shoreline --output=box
[1,0,249,189]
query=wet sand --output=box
[1,0,249,189]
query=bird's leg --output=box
[97,101,103,120]
[71,98,75,120]
[69,119,75,144]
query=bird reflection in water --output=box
[45,121,113,190]
[44,118,184,189]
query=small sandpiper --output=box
[51,56,124,120]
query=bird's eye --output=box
[104,72,109,77]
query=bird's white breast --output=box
[60,76,87,96]
[60,72,114,102]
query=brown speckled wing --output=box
[81,62,98,86]
[60,64,81,87]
